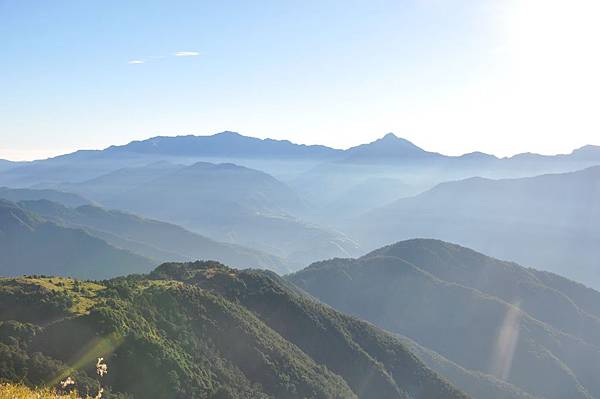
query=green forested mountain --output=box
[17,199,292,274]
[288,239,600,399]
[0,200,154,279]
[0,261,468,399]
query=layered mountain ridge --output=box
[288,239,600,399]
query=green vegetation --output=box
[288,239,600,399]
[0,261,467,399]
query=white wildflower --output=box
[60,376,75,388]
[94,387,104,399]
[96,357,108,377]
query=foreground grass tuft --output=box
[0,383,86,398]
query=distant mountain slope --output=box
[351,166,600,287]
[86,161,359,266]
[0,150,153,187]
[104,161,307,216]
[0,200,154,279]
[18,199,291,274]
[288,239,600,399]
[55,161,184,202]
[0,186,92,207]
[0,159,22,172]
[0,261,468,399]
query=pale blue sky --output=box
[1,0,599,160]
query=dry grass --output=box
[0,277,105,315]
[0,383,86,399]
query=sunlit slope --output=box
[0,262,468,399]
[0,383,87,399]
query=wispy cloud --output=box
[174,51,200,57]
[127,51,199,65]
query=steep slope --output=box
[0,262,468,399]
[0,187,92,207]
[18,199,292,274]
[288,239,600,399]
[351,166,600,287]
[0,200,154,279]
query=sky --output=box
[1,0,599,161]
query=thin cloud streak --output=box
[174,51,199,57]
[127,52,199,64]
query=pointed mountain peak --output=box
[371,133,422,149]
[343,133,441,162]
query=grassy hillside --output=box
[0,262,468,399]
[288,239,600,399]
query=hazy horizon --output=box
[2,130,599,162]
[2,0,600,161]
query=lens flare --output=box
[490,302,521,380]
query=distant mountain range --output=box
[291,133,600,218]
[0,261,468,399]
[105,131,342,159]
[0,159,21,172]
[0,131,345,186]
[2,131,598,188]
[18,199,291,274]
[289,239,600,399]
[57,161,359,265]
[350,166,600,287]
[0,186,92,207]
[0,200,153,279]
[1,131,599,280]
